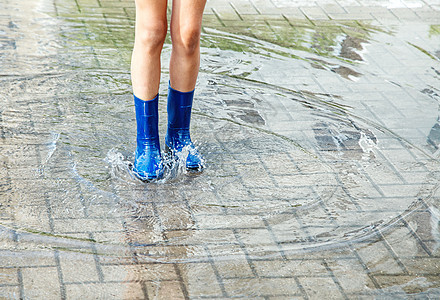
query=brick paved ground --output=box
[1,0,440,299]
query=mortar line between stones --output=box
[17,268,24,300]
[262,218,287,260]
[54,250,67,300]
[322,259,349,300]
[232,229,259,277]
[372,147,408,185]
[210,8,226,27]
[256,152,280,188]
[353,160,387,197]
[173,263,190,300]
[316,190,339,227]
[350,244,381,289]
[204,245,228,297]
[229,1,244,21]
[375,230,409,275]
[293,275,309,300]
[401,218,433,257]
[249,0,261,15]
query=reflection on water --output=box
[1,0,440,297]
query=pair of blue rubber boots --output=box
[132,84,203,181]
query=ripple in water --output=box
[1,7,440,265]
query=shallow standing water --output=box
[1,0,440,298]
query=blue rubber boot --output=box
[165,84,203,171]
[133,94,164,180]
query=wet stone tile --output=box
[235,163,276,188]
[253,258,328,277]
[136,245,199,262]
[50,201,87,220]
[65,282,145,299]
[423,240,440,257]
[145,280,186,300]
[166,229,237,246]
[0,250,57,268]
[22,266,61,299]
[262,153,299,176]
[356,241,406,275]
[155,202,196,231]
[59,252,100,283]
[215,180,253,201]
[223,277,302,297]
[274,173,336,188]
[249,186,314,201]
[13,205,52,233]
[212,255,255,279]
[298,276,344,299]
[101,263,179,282]
[326,257,376,294]
[85,203,126,219]
[373,275,440,295]
[271,221,312,245]
[378,184,426,198]
[91,231,128,246]
[400,258,440,276]
[0,286,21,299]
[52,218,124,234]
[179,263,223,298]
[196,214,266,230]
[0,268,18,285]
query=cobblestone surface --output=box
[1,0,440,299]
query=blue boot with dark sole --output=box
[133,94,164,180]
[165,84,204,171]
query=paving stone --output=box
[59,252,100,283]
[0,286,21,299]
[356,241,407,275]
[223,277,302,297]
[300,6,331,20]
[22,267,62,299]
[53,218,124,234]
[0,268,18,285]
[65,282,145,299]
[329,12,374,20]
[373,274,440,294]
[209,245,255,278]
[320,4,347,15]
[179,263,223,297]
[145,280,186,299]
[0,251,57,268]
[230,0,259,15]
[282,10,311,22]
[390,8,421,20]
[327,257,377,293]
[212,5,242,21]
[101,263,178,282]
[299,276,345,299]
[253,258,329,277]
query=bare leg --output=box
[169,0,207,92]
[165,0,206,171]
[131,0,168,180]
[131,0,168,101]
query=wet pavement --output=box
[1,0,440,298]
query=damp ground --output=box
[1,0,440,298]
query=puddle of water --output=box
[1,0,440,297]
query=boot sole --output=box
[129,163,163,182]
